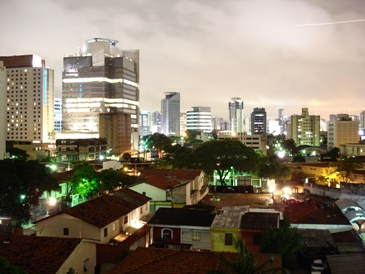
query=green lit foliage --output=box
[282,139,297,156]
[98,168,135,191]
[193,140,260,186]
[207,239,286,274]
[0,159,58,225]
[0,257,27,274]
[260,218,305,270]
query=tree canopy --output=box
[0,159,58,225]
[257,157,291,184]
[144,133,172,158]
[336,157,363,182]
[260,219,305,270]
[0,257,27,274]
[193,140,260,186]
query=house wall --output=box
[58,240,97,274]
[129,183,166,201]
[36,213,115,243]
[152,226,181,245]
[240,230,263,253]
[181,227,211,250]
[171,183,188,205]
[210,227,240,252]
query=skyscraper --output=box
[62,38,139,152]
[278,108,285,134]
[251,107,267,134]
[161,92,180,136]
[187,106,212,132]
[54,98,62,132]
[229,97,243,134]
[291,108,320,146]
[139,111,151,137]
[0,61,6,159]
[151,111,161,134]
[0,55,54,144]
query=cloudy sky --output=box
[1,0,365,120]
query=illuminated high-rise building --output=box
[0,61,6,159]
[0,55,54,144]
[251,107,266,134]
[229,97,244,133]
[187,106,212,132]
[291,108,320,146]
[62,38,139,152]
[161,92,180,136]
[139,111,151,137]
[54,98,62,132]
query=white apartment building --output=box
[0,55,54,144]
[291,108,320,146]
[54,98,62,132]
[0,61,6,159]
[328,114,359,150]
[217,131,267,155]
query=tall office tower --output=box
[139,111,151,137]
[151,111,161,134]
[54,98,62,132]
[161,92,180,136]
[291,108,320,146]
[99,110,131,155]
[180,112,187,136]
[251,107,267,134]
[62,38,139,152]
[0,55,54,144]
[0,61,6,159]
[278,108,285,133]
[212,117,225,130]
[229,97,244,134]
[360,111,365,130]
[187,106,212,132]
[327,114,359,150]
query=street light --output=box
[269,185,276,200]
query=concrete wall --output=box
[304,183,365,201]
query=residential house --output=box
[0,232,97,274]
[147,206,216,250]
[285,199,352,233]
[239,209,281,253]
[108,247,282,274]
[210,206,249,252]
[34,188,152,245]
[129,169,209,211]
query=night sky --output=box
[1,0,365,120]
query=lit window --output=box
[192,232,201,241]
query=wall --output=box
[181,227,211,250]
[129,183,166,201]
[304,183,365,201]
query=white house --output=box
[35,188,151,244]
[129,169,209,211]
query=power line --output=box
[296,18,365,27]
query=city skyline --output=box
[1,0,365,120]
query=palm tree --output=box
[207,239,287,274]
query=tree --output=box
[144,133,172,158]
[207,239,286,274]
[282,139,297,156]
[0,257,27,274]
[98,168,135,192]
[258,157,291,185]
[326,147,340,160]
[0,159,58,226]
[122,152,131,162]
[260,218,305,270]
[70,162,99,198]
[158,144,194,169]
[336,157,363,182]
[193,140,260,186]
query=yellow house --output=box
[210,206,249,252]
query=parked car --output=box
[285,198,300,205]
[223,187,235,193]
[280,194,291,201]
[311,259,326,272]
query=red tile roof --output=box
[138,169,203,190]
[285,199,349,225]
[35,189,150,228]
[108,247,282,274]
[0,233,82,274]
